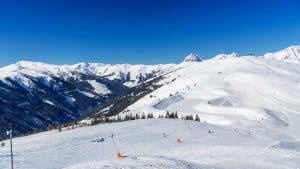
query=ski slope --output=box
[124,56,300,138]
[0,119,299,169]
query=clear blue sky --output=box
[0,0,299,66]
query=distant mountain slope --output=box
[0,61,176,137]
[0,45,299,138]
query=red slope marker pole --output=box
[111,134,122,159]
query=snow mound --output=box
[182,53,202,62]
[263,45,300,63]
[213,52,240,60]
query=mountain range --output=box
[0,45,299,138]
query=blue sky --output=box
[0,0,299,66]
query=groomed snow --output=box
[0,119,299,169]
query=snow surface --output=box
[0,119,299,169]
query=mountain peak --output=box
[263,45,300,63]
[183,52,202,62]
[213,52,240,60]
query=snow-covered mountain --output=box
[212,52,240,60]
[0,46,299,138]
[262,45,300,63]
[182,53,202,62]
[0,61,177,137]
[120,54,300,138]
[1,61,175,87]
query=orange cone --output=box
[177,138,181,144]
[117,152,122,159]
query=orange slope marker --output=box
[177,138,181,144]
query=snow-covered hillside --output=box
[0,119,299,169]
[122,53,300,139]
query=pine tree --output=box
[129,113,135,120]
[165,111,170,118]
[117,115,122,122]
[185,115,194,120]
[141,113,146,119]
[195,114,200,122]
[147,113,154,119]
[47,124,54,131]
[135,113,140,119]
[58,124,62,132]
[169,112,175,118]
[174,111,178,119]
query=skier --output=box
[163,133,166,138]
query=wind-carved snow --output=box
[87,80,111,95]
